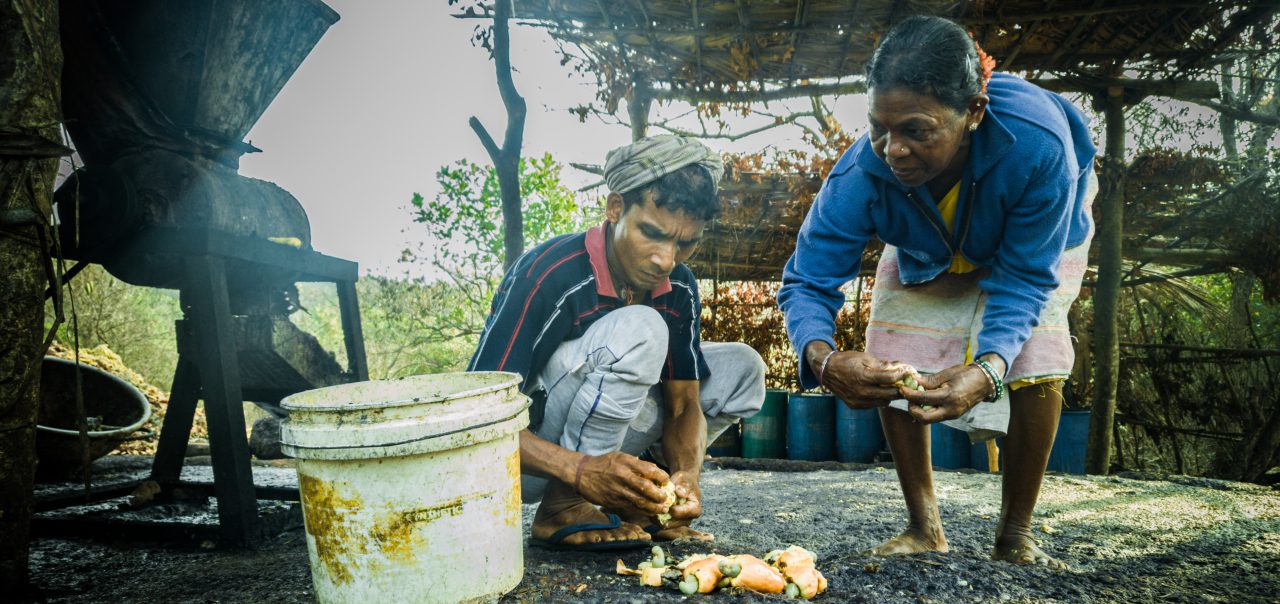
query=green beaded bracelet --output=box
[972,358,1004,402]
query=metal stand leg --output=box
[151,357,198,483]
[184,256,259,546]
[337,280,369,381]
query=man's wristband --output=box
[816,350,838,387]
[971,358,1004,402]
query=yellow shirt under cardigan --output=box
[938,182,1051,392]
[937,182,979,274]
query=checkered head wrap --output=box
[603,135,724,194]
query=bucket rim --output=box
[282,407,528,458]
[280,371,523,412]
[37,356,153,438]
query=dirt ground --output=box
[23,455,1280,603]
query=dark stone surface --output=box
[22,456,1280,603]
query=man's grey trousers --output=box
[522,305,766,502]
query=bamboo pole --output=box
[1086,86,1127,475]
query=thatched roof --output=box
[466,0,1277,103]
[459,1,1280,281]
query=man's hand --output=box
[666,470,703,523]
[811,345,917,409]
[651,469,712,540]
[575,451,671,516]
[902,358,1001,423]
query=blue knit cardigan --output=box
[779,73,1097,388]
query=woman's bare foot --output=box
[870,524,948,556]
[531,499,649,546]
[992,534,1067,570]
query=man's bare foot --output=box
[992,535,1067,570]
[650,524,714,542]
[607,509,714,542]
[870,525,948,556]
[531,499,649,546]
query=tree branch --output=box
[468,116,501,160]
[650,110,819,142]
[1031,77,1219,100]
[469,0,527,269]
[1170,96,1280,127]
[652,80,867,104]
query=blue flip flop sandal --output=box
[529,513,651,552]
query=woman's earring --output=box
[968,122,979,132]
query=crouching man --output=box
[468,135,765,551]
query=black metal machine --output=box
[44,0,361,546]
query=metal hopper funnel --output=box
[61,0,340,168]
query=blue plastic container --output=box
[930,423,971,469]
[707,422,741,458]
[742,389,787,459]
[786,393,836,461]
[836,404,884,463]
[1047,410,1091,474]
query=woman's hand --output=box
[809,343,918,409]
[902,362,996,423]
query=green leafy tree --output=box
[290,279,478,379]
[44,265,182,388]
[402,152,598,343]
[410,152,591,273]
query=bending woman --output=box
[778,15,1096,569]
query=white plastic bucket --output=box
[281,372,529,604]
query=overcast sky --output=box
[237,0,860,277]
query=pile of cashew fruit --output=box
[616,545,828,599]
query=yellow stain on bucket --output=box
[299,473,365,586]
[301,472,497,585]
[504,449,522,526]
[373,493,492,564]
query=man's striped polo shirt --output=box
[468,221,710,392]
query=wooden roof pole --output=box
[964,2,1207,24]
[835,0,863,73]
[1042,0,1104,74]
[1118,8,1191,65]
[1175,0,1280,75]
[587,0,650,139]
[628,0,676,84]
[692,0,704,80]
[785,0,811,83]
[1087,84,1128,476]
[999,16,1044,71]
[630,80,653,140]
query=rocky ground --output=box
[23,456,1280,603]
